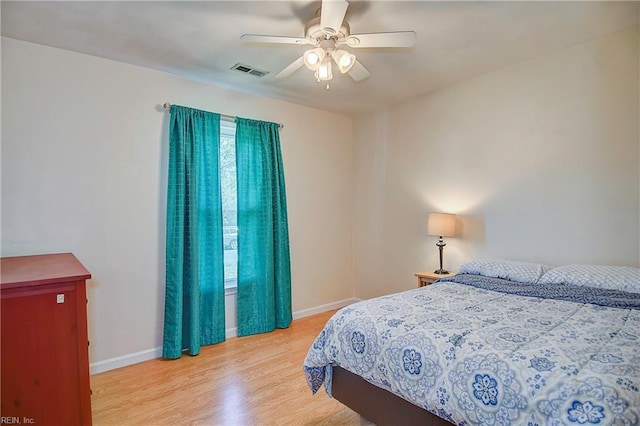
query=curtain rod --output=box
[162,103,284,129]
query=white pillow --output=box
[458,259,551,284]
[538,264,640,293]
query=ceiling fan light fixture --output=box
[308,52,320,64]
[303,47,326,70]
[333,49,356,73]
[314,57,333,81]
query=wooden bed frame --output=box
[332,366,454,425]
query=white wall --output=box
[354,28,640,299]
[1,37,355,370]
[4,26,640,370]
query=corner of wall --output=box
[352,107,392,300]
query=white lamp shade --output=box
[332,49,356,74]
[314,57,333,81]
[427,212,456,237]
[304,48,326,71]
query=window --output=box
[220,119,237,289]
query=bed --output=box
[303,260,640,425]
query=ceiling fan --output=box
[241,0,416,87]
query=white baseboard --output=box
[89,297,360,375]
[226,326,238,339]
[90,347,162,375]
[292,297,360,320]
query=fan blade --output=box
[275,56,305,79]
[343,31,417,48]
[348,59,370,82]
[241,34,311,45]
[320,0,349,35]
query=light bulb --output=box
[318,63,329,80]
[307,52,319,65]
[303,48,326,71]
[314,58,333,82]
[332,49,356,74]
[339,55,352,68]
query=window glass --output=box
[220,119,237,288]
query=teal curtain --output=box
[235,118,292,336]
[163,105,225,359]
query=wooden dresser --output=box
[1,253,92,425]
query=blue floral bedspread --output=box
[303,274,640,425]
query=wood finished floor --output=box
[91,310,371,425]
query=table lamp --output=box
[427,212,456,274]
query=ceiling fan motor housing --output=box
[305,16,350,42]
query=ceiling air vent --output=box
[231,63,269,78]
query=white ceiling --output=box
[2,1,638,115]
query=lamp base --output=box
[433,269,449,275]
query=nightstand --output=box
[415,270,456,287]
